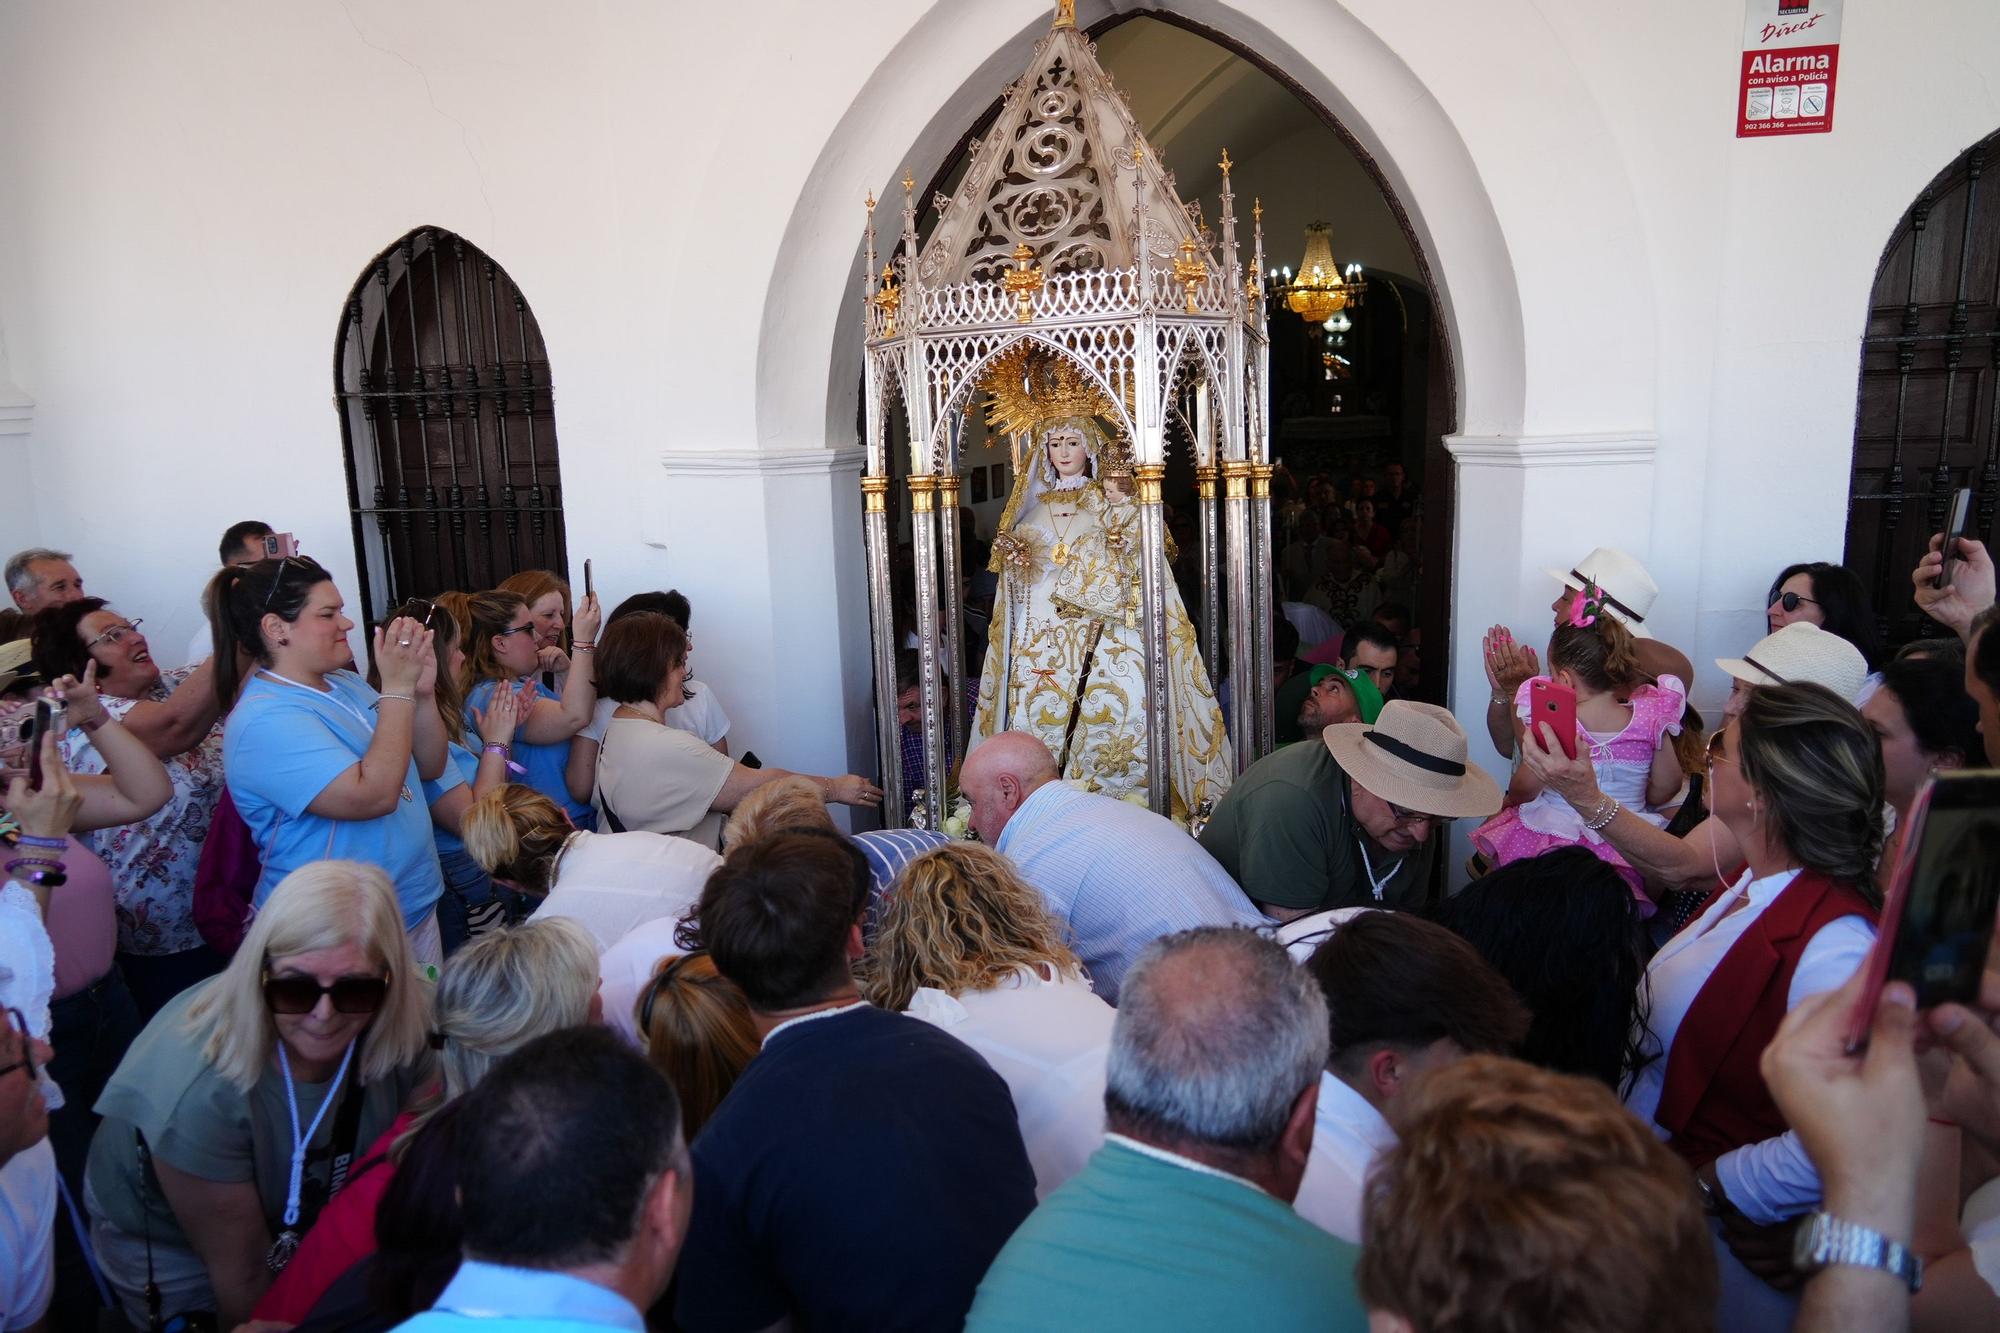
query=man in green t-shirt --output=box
[1198,701,1500,918]
[965,928,1366,1333]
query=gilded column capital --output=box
[1134,462,1167,506]
[860,474,891,513]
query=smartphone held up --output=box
[1845,770,2000,1052]
[1936,488,1975,589]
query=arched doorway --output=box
[900,12,1456,705]
[333,227,569,631]
[1847,129,2000,645]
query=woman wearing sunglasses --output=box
[462,588,602,833]
[33,596,231,1013]
[1621,683,1883,1332]
[1766,561,1885,672]
[84,859,431,1330]
[211,557,454,962]
[251,915,601,1325]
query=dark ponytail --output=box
[208,555,331,709]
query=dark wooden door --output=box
[334,228,568,631]
[1847,131,2000,645]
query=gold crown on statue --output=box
[980,344,1119,440]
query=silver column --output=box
[936,471,966,764]
[1250,463,1277,759]
[1196,462,1220,683]
[861,474,901,824]
[1136,463,1173,818]
[907,474,950,825]
[1223,458,1255,772]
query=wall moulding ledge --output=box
[0,402,32,438]
[1443,432,1658,470]
[658,446,868,479]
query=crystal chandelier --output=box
[1275,222,1365,324]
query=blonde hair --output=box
[184,861,432,1091]
[461,784,572,893]
[861,843,1084,1012]
[722,775,832,851]
[636,951,760,1139]
[393,917,600,1156]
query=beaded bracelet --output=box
[571,642,596,652]
[6,858,67,887]
[482,742,527,775]
[1583,797,1621,832]
[13,834,66,851]
[373,693,416,709]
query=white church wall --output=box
[2,0,1997,808]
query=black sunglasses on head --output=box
[262,971,391,1015]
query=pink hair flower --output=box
[1566,586,1598,629]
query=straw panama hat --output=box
[1323,700,1502,820]
[1715,622,1870,704]
[0,640,34,694]
[1544,547,1660,639]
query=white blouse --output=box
[1625,867,1874,1224]
[905,965,1114,1199]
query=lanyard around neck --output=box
[262,670,374,733]
[276,1037,357,1228]
[1344,783,1402,903]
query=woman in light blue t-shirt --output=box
[211,556,456,962]
[398,594,529,954]
[460,588,601,831]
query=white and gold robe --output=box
[970,476,1232,819]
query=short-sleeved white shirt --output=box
[903,966,1114,1200]
[529,830,721,952]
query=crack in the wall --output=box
[336,0,499,241]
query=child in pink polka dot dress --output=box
[1473,599,1686,910]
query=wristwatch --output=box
[1791,1211,1923,1291]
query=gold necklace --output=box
[1040,482,1091,565]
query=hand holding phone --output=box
[1529,679,1579,761]
[1937,488,1975,589]
[263,532,300,560]
[1846,772,2000,1052]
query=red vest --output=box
[1655,868,1878,1169]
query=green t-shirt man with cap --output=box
[1198,700,1501,918]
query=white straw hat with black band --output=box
[1323,700,1503,820]
[1543,547,1660,640]
[1715,622,1870,705]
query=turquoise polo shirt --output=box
[967,1136,1367,1333]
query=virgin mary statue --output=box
[968,405,1233,820]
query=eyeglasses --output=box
[1772,591,1820,614]
[261,970,391,1015]
[84,618,144,652]
[1706,730,1737,773]
[0,1008,37,1082]
[495,622,537,640]
[1385,800,1445,828]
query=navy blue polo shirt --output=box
[674,1002,1037,1333]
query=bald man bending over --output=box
[958,731,1265,1004]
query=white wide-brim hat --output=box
[1715,621,1870,704]
[1324,699,1502,820]
[1543,547,1659,639]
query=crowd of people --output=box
[0,504,1997,1332]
